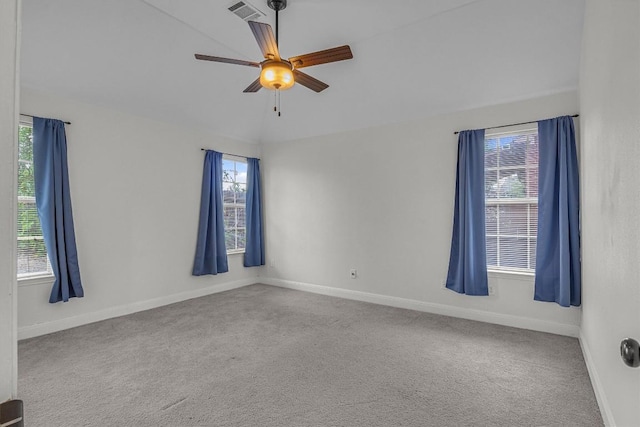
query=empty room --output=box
[1,0,638,426]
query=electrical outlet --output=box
[350,269,357,279]
[269,258,275,268]
[488,285,496,296]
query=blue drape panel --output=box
[193,150,228,275]
[446,129,488,295]
[33,117,84,303]
[244,157,265,267]
[535,116,581,307]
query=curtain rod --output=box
[200,148,259,160]
[21,113,71,125]
[453,114,579,135]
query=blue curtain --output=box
[33,117,84,303]
[446,129,488,295]
[193,150,228,275]
[535,116,581,307]
[244,157,265,267]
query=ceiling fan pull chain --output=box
[273,89,281,117]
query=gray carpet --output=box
[19,284,602,426]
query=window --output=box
[17,120,52,278]
[485,129,538,273]
[222,156,247,253]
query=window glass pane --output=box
[530,204,538,231]
[530,238,537,270]
[486,235,498,267]
[498,204,528,236]
[17,200,38,235]
[18,162,35,197]
[498,237,528,269]
[237,228,246,250]
[17,123,52,277]
[236,162,247,184]
[496,169,526,199]
[222,156,248,254]
[224,206,237,228]
[225,229,236,250]
[498,135,524,167]
[485,169,498,198]
[17,200,49,275]
[223,188,234,204]
[18,124,33,162]
[222,159,234,182]
[525,133,539,197]
[484,130,538,273]
[485,205,497,235]
[18,239,49,275]
[485,138,498,168]
[235,188,246,204]
[237,207,246,228]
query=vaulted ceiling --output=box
[20,0,585,143]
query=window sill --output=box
[227,250,245,256]
[18,274,55,287]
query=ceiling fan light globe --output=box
[260,60,295,90]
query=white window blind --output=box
[222,156,247,253]
[17,121,52,278]
[485,129,538,273]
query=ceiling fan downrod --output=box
[267,0,287,46]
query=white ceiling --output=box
[20,0,585,143]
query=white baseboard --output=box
[19,276,580,340]
[579,331,615,426]
[18,278,256,340]
[261,277,580,337]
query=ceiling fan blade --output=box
[293,70,329,93]
[288,45,353,69]
[248,21,280,61]
[243,78,262,93]
[195,54,260,68]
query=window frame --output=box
[221,154,247,255]
[17,116,54,285]
[484,125,538,276]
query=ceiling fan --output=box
[194,0,353,93]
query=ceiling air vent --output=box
[228,1,265,22]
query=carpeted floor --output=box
[19,284,602,426]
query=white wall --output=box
[18,88,263,339]
[261,91,581,336]
[579,0,640,425]
[0,0,20,400]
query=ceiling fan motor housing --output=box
[267,0,287,11]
